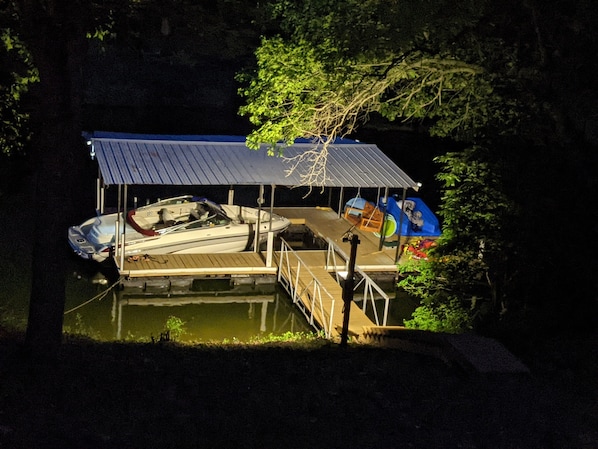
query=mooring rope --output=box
[64,277,122,315]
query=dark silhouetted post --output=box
[340,231,360,347]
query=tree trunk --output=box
[20,2,88,360]
[25,122,83,359]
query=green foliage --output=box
[63,313,101,339]
[238,0,524,153]
[238,37,340,151]
[85,13,114,41]
[399,146,517,332]
[0,29,39,155]
[239,0,546,332]
[0,256,30,331]
[0,304,27,332]
[248,331,324,344]
[405,299,472,334]
[436,146,513,243]
[238,36,492,152]
[165,315,186,340]
[270,0,488,59]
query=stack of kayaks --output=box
[344,195,441,238]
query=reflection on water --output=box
[113,292,309,342]
[65,270,311,342]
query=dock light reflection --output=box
[110,292,310,342]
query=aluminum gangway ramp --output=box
[276,240,374,339]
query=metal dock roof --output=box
[88,132,419,189]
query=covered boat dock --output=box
[85,132,424,338]
[86,132,422,268]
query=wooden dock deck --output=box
[274,207,401,271]
[120,252,275,278]
[110,207,529,366]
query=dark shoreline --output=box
[1,329,597,449]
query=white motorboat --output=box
[68,195,291,262]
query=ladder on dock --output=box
[277,238,387,339]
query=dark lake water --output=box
[64,259,310,342]
[63,255,417,343]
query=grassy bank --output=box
[1,329,597,449]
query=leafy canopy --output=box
[237,0,520,186]
[0,29,39,155]
[239,36,489,146]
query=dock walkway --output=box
[276,245,375,339]
[112,207,528,371]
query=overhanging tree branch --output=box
[238,39,484,188]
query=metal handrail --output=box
[324,237,391,326]
[278,238,336,337]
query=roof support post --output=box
[114,184,122,262]
[265,184,276,267]
[100,181,105,215]
[269,184,275,232]
[95,167,106,214]
[378,187,390,251]
[119,184,128,269]
[255,184,264,253]
[337,187,344,218]
[394,188,408,264]
[96,167,101,213]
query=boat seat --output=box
[159,208,176,225]
[344,202,384,232]
[133,215,153,230]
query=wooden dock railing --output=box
[277,238,337,337]
[325,238,391,326]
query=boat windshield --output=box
[184,208,232,229]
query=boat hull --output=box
[68,196,290,262]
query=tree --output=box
[238,37,491,186]
[237,0,523,327]
[8,0,178,359]
[5,0,153,358]
[238,0,598,335]
[5,0,266,359]
[399,146,516,332]
[237,0,508,186]
[398,0,598,335]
